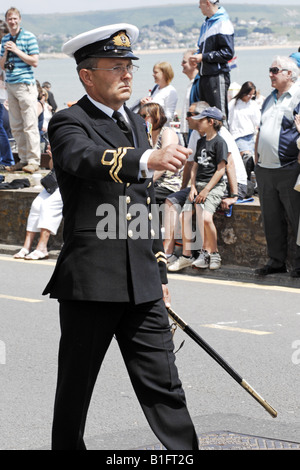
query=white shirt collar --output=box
[87,95,126,119]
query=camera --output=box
[4,61,15,71]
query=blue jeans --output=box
[0,103,14,166]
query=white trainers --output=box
[166,254,178,266]
[209,252,222,270]
[192,249,210,269]
[168,255,195,272]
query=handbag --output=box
[294,174,300,192]
[41,169,58,194]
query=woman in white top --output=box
[228,81,261,155]
[141,61,178,124]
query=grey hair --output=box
[76,57,99,74]
[192,101,210,113]
[272,56,299,82]
[76,57,99,87]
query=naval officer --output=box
[43,23,198,450]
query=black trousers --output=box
[255,164,300,269]
[51,299,198,450]
[198,72,230,120]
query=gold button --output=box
[128,230,133,238]
[147,197,151,204]
[147,182,152,188]
[148,213,153,220]
[126,196,131,204]
[151,229,155,237]
[126,213,132,221]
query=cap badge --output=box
[113,31,131,48]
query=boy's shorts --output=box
[166,187,190,207]
[183,180,226,215]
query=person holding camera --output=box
[0,20,14,169]
[0,7,40,174]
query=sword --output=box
[167,307,278,418]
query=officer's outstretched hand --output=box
[162,284,171,308]
[148,144,192,173]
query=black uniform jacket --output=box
[43,95,167,305]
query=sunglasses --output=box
[186,112,200,118]
[269,67,288,75]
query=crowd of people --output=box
[0,0,300,451]
[134,0,300,277]
[1,2,300,276]
[131,42,300,276]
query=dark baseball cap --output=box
[192,106,224,121]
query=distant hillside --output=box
[3,3,300,36]
[1,4,299,53]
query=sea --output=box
[36,46,297,116]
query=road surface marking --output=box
[201,323,273,335]
[0,255,55,266]
[168,273,300,293]
[0,294,42,303]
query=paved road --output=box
[0,253,300,450]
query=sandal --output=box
[6,162,26,172]
[24,249,49,260]
[22,164,40,174]
[13,247,29,259]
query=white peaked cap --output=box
[62,23,140,64]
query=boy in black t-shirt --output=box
[168,107,227,272]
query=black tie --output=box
[112,111,134,146]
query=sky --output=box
[1,0,300,16]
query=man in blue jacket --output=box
[189,0,234,120]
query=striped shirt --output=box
[0,28,39,84]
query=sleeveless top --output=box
[154,127,182,192]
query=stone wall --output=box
[0,188,63,250]
[0,189,296,268]
[214,199,268,267]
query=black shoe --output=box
[290,268,300,278]
[255,265,287,276]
